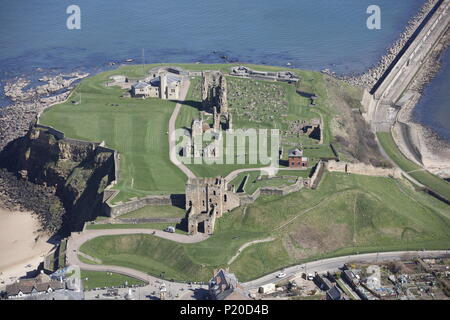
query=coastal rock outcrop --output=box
[0,126,115,234]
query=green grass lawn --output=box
[118,205,185,219]
[80,172,450,283]
[80,270,146,290]
[230,171,301,195]
[39,67,187,203]
[377,132,450,200]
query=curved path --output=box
[227,237,275,265]
[66,229,208,283]
[168,76,196,179]
[67,229,449,293]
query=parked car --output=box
[276,272,287,278]
[164,226,175,233]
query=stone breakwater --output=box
[323,0,439,89]
[0,72,88,151]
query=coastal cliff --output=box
[0,125,115,234]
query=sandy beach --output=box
[0,208,54,288]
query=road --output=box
[67,228,449,295]
[168,76,196,179]
[242,250,450,290]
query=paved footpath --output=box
[168,77,196,179]
[66,229,208,285]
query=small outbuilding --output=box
[288,148,308,168]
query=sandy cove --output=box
[0,208,54,289]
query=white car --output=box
[276,272,287,278]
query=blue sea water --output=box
[0,0,447,140]
[412,47,450,142]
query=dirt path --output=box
[227,237,275,265]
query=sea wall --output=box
[330,0,442,89]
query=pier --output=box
[362,0,450,132]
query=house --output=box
[209,269,251,300]
[342,269,359,289]
[314,274,333,291]
[131,81,151,98]
[288,148,308,168]
[326,285,343,300]
[5,272,65,299]
[131,71,182,100]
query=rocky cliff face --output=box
[0,126,115,234]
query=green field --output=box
[230,171,304,195]
[80,270,146,290]
[39,67,187,203]
[80,172,450,282]
[377,132,450,200]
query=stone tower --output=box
[202,71,228,114]
[185,177,240,235]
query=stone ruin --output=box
[185,176,240,235]
[188,71,233,159]
[286,119,321,141]
[201,71,232,131]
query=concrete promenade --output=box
[168,76,196,179]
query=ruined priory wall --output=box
[326,160,402,178]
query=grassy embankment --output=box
[230,170,311,195]
[377,132,450,200]
[88,205,187,233]
[81,270,146,290]
[80,172,450,282]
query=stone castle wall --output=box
[326,160,402,178]
[105,194,185,218]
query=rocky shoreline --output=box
[0,168,65,233]
[323,0,439,89]
[0,71,88,151]
[0,71,88,233]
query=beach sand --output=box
[0,208,54,288]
